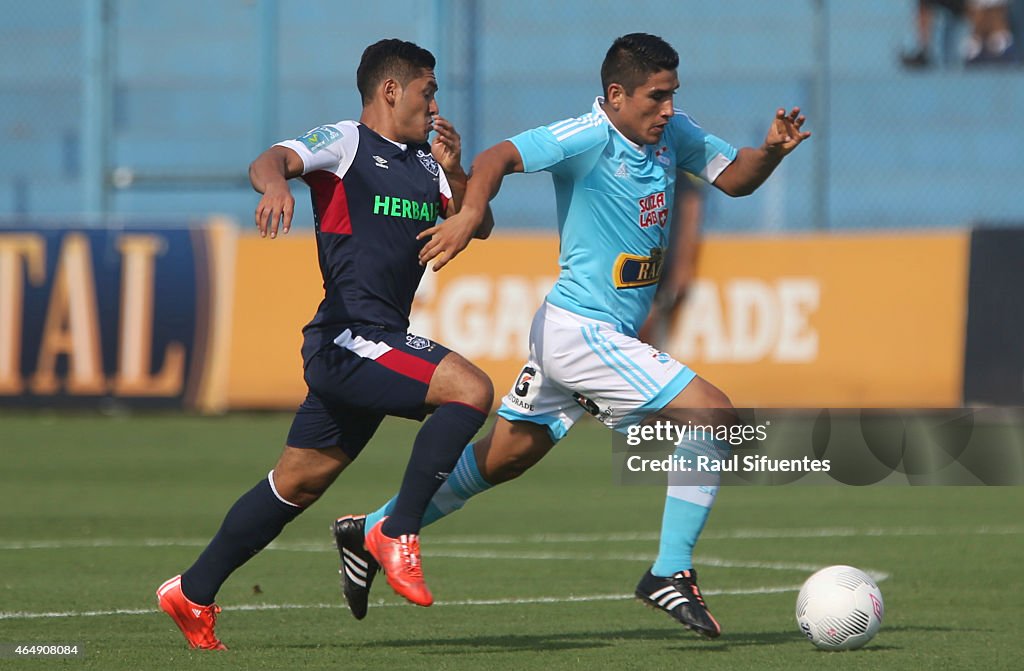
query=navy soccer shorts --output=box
[286,325,452,459]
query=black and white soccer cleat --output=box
[332,515,380,620]
[635,567,721,638]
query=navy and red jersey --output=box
[276,121,452,360]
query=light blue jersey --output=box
[508,97,738,336]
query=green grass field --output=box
[1,412,1021,670]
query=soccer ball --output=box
[795,565,884,651]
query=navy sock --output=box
[381,403,487,537]
[180,474,302,605]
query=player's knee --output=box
[452,369,494,412]
[286,487,324,508]
[430,355,494,412]
[708,386,733,411]
[661,379,737,431]
[273,476,329,508]
[471,373,495,411]
[272,451,347,507]
[690,379,734,411]
[707,385,733,410]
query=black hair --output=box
[356,39,436,104]
[600,33,679,96]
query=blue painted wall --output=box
[2,0,1022,231]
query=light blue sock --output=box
[365,443,492,537]
[651,438,726,577]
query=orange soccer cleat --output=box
[363,517,433,607]
[156,575,228,650]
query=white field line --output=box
[0,584,806,621]
[1,524,1020,552]
[431,525,1024,544]
[0,524,913,622]
[420,552,890,584]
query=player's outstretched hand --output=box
[430,115,462,175]
[417,208,483,272]
[764,107,811,157]
[254,184,294,239]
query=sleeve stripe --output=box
[553,117,602,141]
[548,113,598,135]
[548,116,587,133]
[548,119,578,133]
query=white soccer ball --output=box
[795,565,884,651]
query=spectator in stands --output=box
[901,0,968,68]
[963,0,1017,64]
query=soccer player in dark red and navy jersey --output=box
[156,39,494,650]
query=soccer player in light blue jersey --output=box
[334,33,809,636]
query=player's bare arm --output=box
[662,174,703,307]
[417,140,523,271]
[249,145,304,239]
[713,107,810,197]
[639,173,703,344]
[430,115,495,241]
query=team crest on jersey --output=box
[405,334,434,351]
[638,191,668,228]
[296,125,341,153]
[654,145,671,167]
[648,347,672,364]
[415,149,440,176]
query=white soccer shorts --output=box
[497,301,697,441]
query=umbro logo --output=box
[372,155,389,169]
[614,162,629,178]
[191,608,203,618]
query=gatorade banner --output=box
[226,231,970,409]
[666,232,969,407]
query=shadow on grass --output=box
[277,623,966,655]
[290,627,796,655]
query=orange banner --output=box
[225,233,558,409]
[226,231,968,409]
[226,235,321,409]
[667,232,968,407]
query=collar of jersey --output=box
[592,96,644,154]
[359,122,409,152]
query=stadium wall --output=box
[226,231,968,410]
[3,223,1004,412]
[4,1,1024,233]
